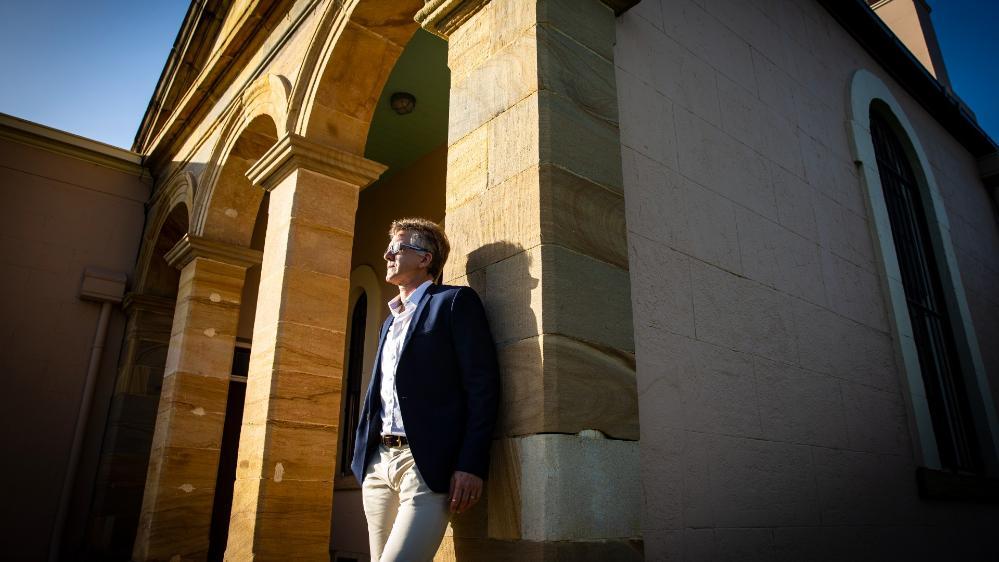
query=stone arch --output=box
[134,172,193,298]
[847,68,999,470]
[192,105,280,247]
[287,0,425,151]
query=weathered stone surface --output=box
[487,433,640,541]
[628,233,694,337]
[754,356,849,448]
[691,260,798,364]
[736,206,826,306]
[229,159,358,557]
[135,254,246,561]
[496,334,637,440]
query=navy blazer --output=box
[351,283,500,493]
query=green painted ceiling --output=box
[364,29,449,180]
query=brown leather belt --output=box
[381,434,409,448]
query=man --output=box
[351,217,500,562]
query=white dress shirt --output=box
[379,279,433,437]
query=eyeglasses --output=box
[385,241,430,257]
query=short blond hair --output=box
[389,218,450,280]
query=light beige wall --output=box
[615,0,999,558]
[0,117,149,559]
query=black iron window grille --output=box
[870,109,981,473]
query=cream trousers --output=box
[361,444,450,562]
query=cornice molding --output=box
[415,0,491,39]
[0,113,149,180]
[164,234,263,270]
[415,0,640,37]
[245,133,387,191]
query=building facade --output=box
[5,0,998,560]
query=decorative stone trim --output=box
[245,133,387,191]
[164,234,263,270]
[122,293,177,316]
[415,0,492,39]
[415,0,641,38]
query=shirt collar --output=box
[387,279,433,318]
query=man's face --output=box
[384,230,431,286]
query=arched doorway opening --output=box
[328,25,449,562]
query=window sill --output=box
[916,467,999,503]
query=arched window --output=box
[870,110,980,472]
[339,291,367,476]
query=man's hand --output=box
[448,471,483,514]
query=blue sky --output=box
[0,1,995,150]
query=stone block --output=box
[717,72,767,154]
[157,371,230,416]
[736,206,826,306]
[754,356,849,448]
[706,435,820,527]
[349,0,422,47]
[488,433,640,541]
[617,65,675,168]
[542,90,623,192]
[674,106,776,220]
[261,267,349,332]
[448,28,539,145]
[664,0,756,92]
[714,528,776,562]
[649,32,722,127]
[269,168,359,235]
[446,0,493,83]
[487,93,542,189]
[496,333,637,439]
[636,329,761,438]
[540,165,628,268]
[819,249,887,331]
[537,23,618,125]
[691,260,798,364]
[446,167,542,277]
[229,478,333,545]
[793,298,897,389]
[840,381,910,455]
[267,321,346,378]
[800,134,865,215]
[243,368,342,427]
[812,191,875,269]
[234,420,338,482]
[280,218,354,278]
[811,447,915,526]
[772,162,817,240]
[313,22,403,119]
[628,233,693,337]
[446,125,488,210]
[540,244,633,351]
[636,428,683,530]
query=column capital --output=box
[415,0,491,39]
[415,0,641,39]
[245,133,387,191]
[164,234,263,271]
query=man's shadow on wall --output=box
[450,241,540,556]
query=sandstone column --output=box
[417,0,642,558]
[226,134,385,559]
[133,236,262,561]
[90,293,175,558]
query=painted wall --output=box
[614,0,999,558]
[0,117,149,559]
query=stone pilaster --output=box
[225,133,385,560]
[133,236,261,561]
[418,0,642,558]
